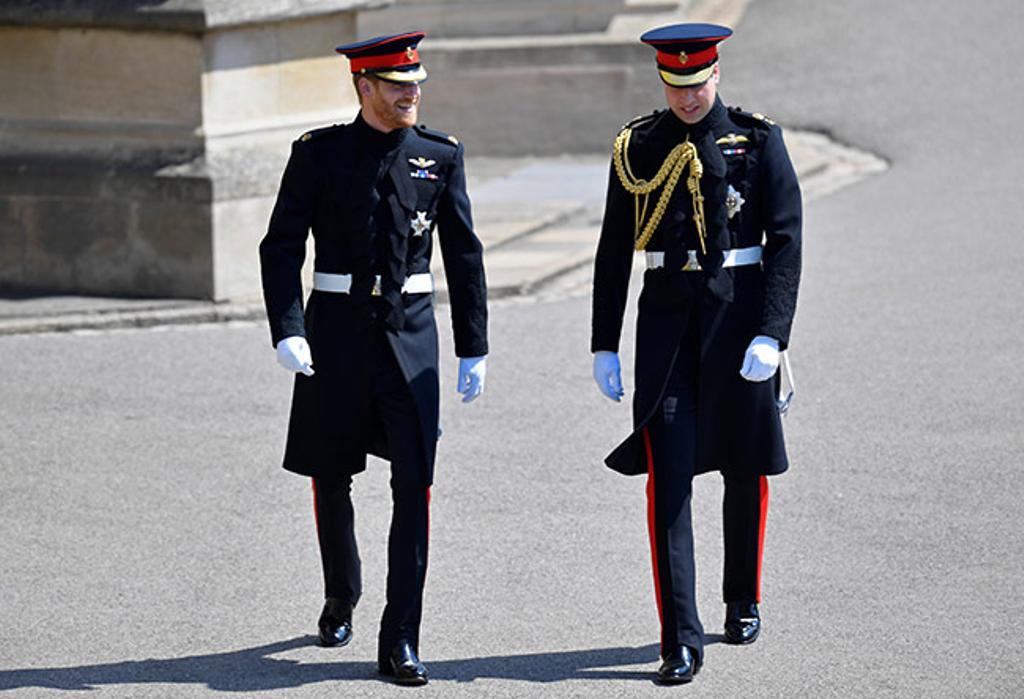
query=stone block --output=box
[0,197,31,288]
[0,26,204,162]
[0,1,386,33]
[202,15,359,140]
[130,199,215,298]
[0,162,215,297]
[357,0,629,38]
[0,27,59,123]
[212,196,275,301]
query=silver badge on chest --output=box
[411,211,432,237]
[725,184,745,219]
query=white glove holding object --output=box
[593,351,624,402]
[739,335,779,382]
[457,356,486,403]
[276,335,315,377]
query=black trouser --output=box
[645,351,704,661]
[645,328,769,661]
[312,330,430,659]
[723,472,768,605]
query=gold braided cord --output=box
[686,156,707,255]
[614,128,685,196]
[612,127,707,254]
[632,152,688,251]
[621,128,640,184]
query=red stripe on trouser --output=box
[643,427,665,633]
[756,475,769,603]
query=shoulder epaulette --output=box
[414,124,460,147]
[297,123,345,143]
[727,106,777,129]
[620,109,663,132]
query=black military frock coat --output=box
[260,115,488,484]
[591,98,801,477]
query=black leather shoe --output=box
[378,641,428,686]
[317,598,353,647]
[656,646,700,685]
[724,601,761,645]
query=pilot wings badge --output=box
[409,157,438,180]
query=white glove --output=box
[457,356,486,403]
[276,335,315,377]
[593,351,624,402]
[740,335,779,382]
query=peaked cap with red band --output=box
[640,23,732,88]
[335,31,428,84]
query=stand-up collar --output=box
[353,112,409,152]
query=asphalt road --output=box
[2,0,1023,696]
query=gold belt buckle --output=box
[371,277,382,296]
[681,250,702,272]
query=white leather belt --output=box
[645,246,762,271]
[313,272,434,295]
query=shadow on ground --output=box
[0,637,687,691]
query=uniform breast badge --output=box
[725,184,745,219]
[411,211,432,237]
[717,133,748,156]
[409,157,438,180]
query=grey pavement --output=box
[3,0,1024,697]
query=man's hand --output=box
[457,356,486,403]
[593,351,624,402]
[740,335,779,382]
[276,336,315,376]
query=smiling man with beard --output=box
[259,31,488,686]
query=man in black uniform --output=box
[259,31,488,686]
[590,23,801,684]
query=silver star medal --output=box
[411,211,432,237]
[725,184,745,219]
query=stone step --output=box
[477,216,603,299]
[625,0,684,9]
[431,155,607,299]
[357,0,632,39]
[416,36,655,156]
[465,155,608,249]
